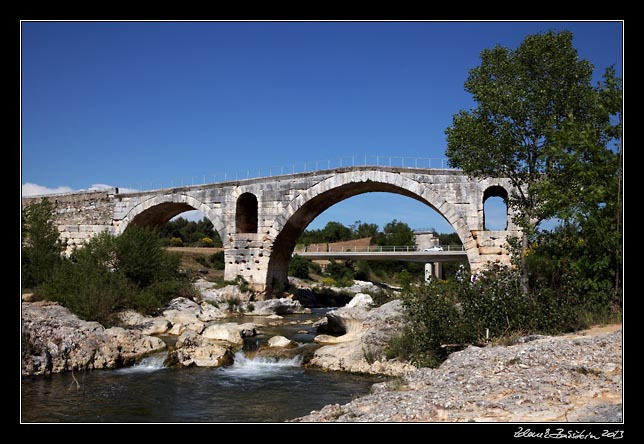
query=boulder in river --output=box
[166,330,234,368]
[248,297,311,315]
[202,322,257,345]
[309,299,415,376]
[162,297,225,334]
[268,335,295,348]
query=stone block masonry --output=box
[21,166,521,296]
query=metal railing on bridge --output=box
[116,155,457,193]
[293,244,465,254]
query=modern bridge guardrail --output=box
[293,244,465,253]
[116,156,457,193]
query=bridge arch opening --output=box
[117,194,226,246]
[483,185,508,231]
[236,192,258,234]
[265,176,471,293]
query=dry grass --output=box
[166,247,224,281]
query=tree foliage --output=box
[41,226,195,325]
[445,30,622,291]
[374,219,415,246]
[22,199,64,288]
[158,216,222,247]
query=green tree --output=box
[350,220,379,240]
[22,198,64,288]
[116,226,182,288]
[321,221,353,243]
[289,254,312,279]
[445,30,621,291]
[375,220,415,246]
[44,232,131,325]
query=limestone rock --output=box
[202,322,257,345]
[168,322,186,336]
[347,293,374,309]
[268,335,294,348]
[308,299,411,376]
[199,283,253,305]
[117,310,171,335]
[295,327,623,423]
[167,330,234,368]
[22,293,37,303]
[162,297,207,334]
[104,327,166,365]
[249,297,311,315]
[22,301,166,376]
[198,302,227,322]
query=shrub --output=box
[116,226,182,288]
[225,296,241,312]
[195,256,210,268]
[170,237,183,247]
[309,261,322,274]
[387,263,614,368]
[22,199,65,288]
[41,227,194,326]
[289,254,311,279]
[325,260,355,287]
[209,251,225,270]
[200,237,214,247]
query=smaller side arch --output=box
[482,185,509,231]
[116,194,226,241]
[236,192,258,233]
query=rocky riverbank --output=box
[21,301,166,375]
[294,325,623,422]
[308,296,415,376]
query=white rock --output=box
[268,335,294,348]
[197,302,227,321]
[249,298,311,315]
[168,323,186,336]
[169,330,233,368]
[201,322,257,345]
[138,317,172,335]
[347,293,374,308]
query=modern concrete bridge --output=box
[21,165,520,296]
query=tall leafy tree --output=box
[445,30,621,291]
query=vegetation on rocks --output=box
[21,204,197,326]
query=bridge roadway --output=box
[293,246,467,263]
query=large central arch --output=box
[264,170,474,291]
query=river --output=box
[21,308,382,423]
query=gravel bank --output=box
[294,326,622,422]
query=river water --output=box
[21,308,382,423]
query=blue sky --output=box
[21,21,623,233]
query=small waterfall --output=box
[117,352,167,373]
[219,351,302,378]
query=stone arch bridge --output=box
[21,166,521,297]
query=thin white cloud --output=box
[22,183,74,197]
[86,184,138,194]
[22,182,139,197]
